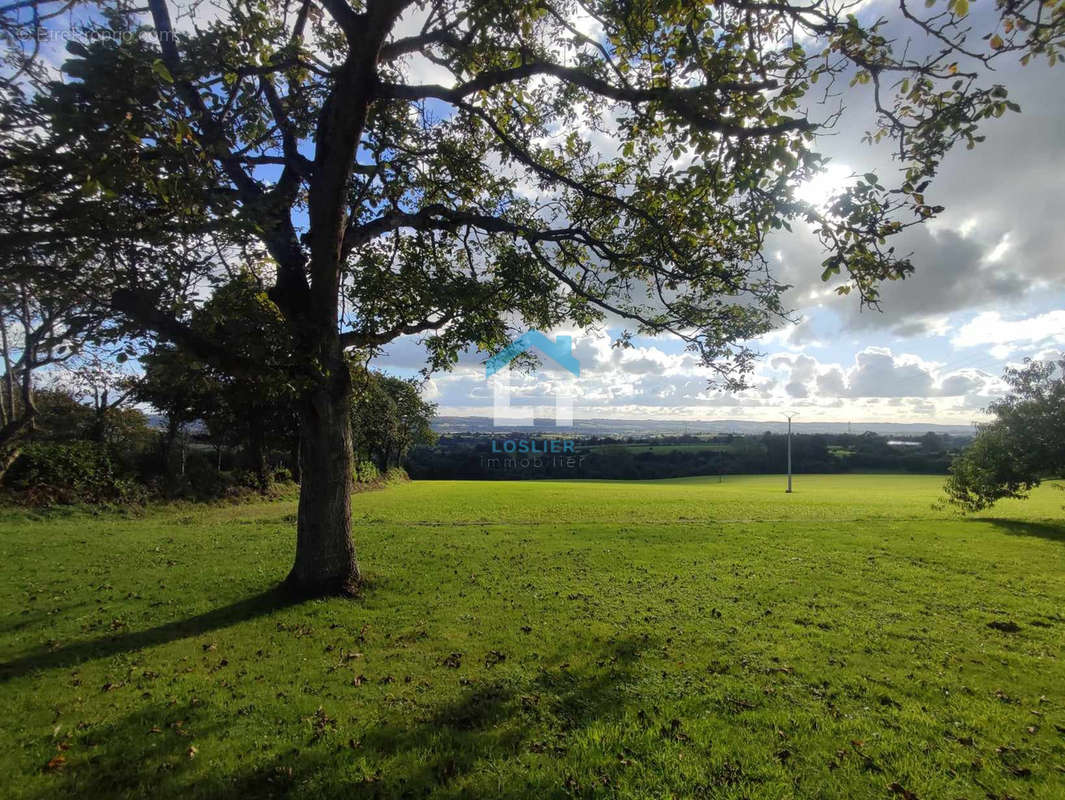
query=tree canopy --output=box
[946,358,1065,511]
[351,364,436,476]
[6,0,1060,377]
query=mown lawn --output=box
[1,474,1063,799]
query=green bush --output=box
[6,442,147,505]
[353,458,380,484]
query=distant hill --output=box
[431,416,977,437]
[150,411,976,438]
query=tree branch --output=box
[377,60,805,138]
[342,203,593,253]
[147,0,263,204]
[340,310,455,349]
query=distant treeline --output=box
[0,276,437,506]
[406,431,970,481]
[0,366,434,506]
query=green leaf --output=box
[65,40,90,58]
[151,59,174,84]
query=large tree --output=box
[137,273,300,488]
[4,0,1062,594]
[0,272,111,479]
[945,358,1065,511]
[351,366,437,474]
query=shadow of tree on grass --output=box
[968,517,1065,544]
[0,586,297,682]
[26,637,682,800]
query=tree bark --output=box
[89,388,108,443]
[0,310,12,428]
[289,427,301,484]
[248,410,269,492]
[285,350,360,597]
[0,413,32,483]
[163,418,178,479]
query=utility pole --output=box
[785,413,797,493]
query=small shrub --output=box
[5,442,147,506]
[353,459,380,484]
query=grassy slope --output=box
[1,474,1063,799]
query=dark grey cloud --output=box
[761,0,1065,335]
[939,373,984,397]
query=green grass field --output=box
[1,474,1063,799]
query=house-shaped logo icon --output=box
[486,330,580,427]
[485,331,581,378]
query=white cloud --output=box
[846,348,935,398]
[952,310,1065,349]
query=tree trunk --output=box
[248,412,269,492]
[163,418,178,479]
[286,356,360,597]
[289,429,301,484]
[90,394,108,444]
[0,413,32,483]
[0,365,37,483]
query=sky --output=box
[365,0,1065,426]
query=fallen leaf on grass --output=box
[886,781,918,799]
[659,718,690,742]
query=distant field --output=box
[1,475,1063,799]
[584,442,733,454]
